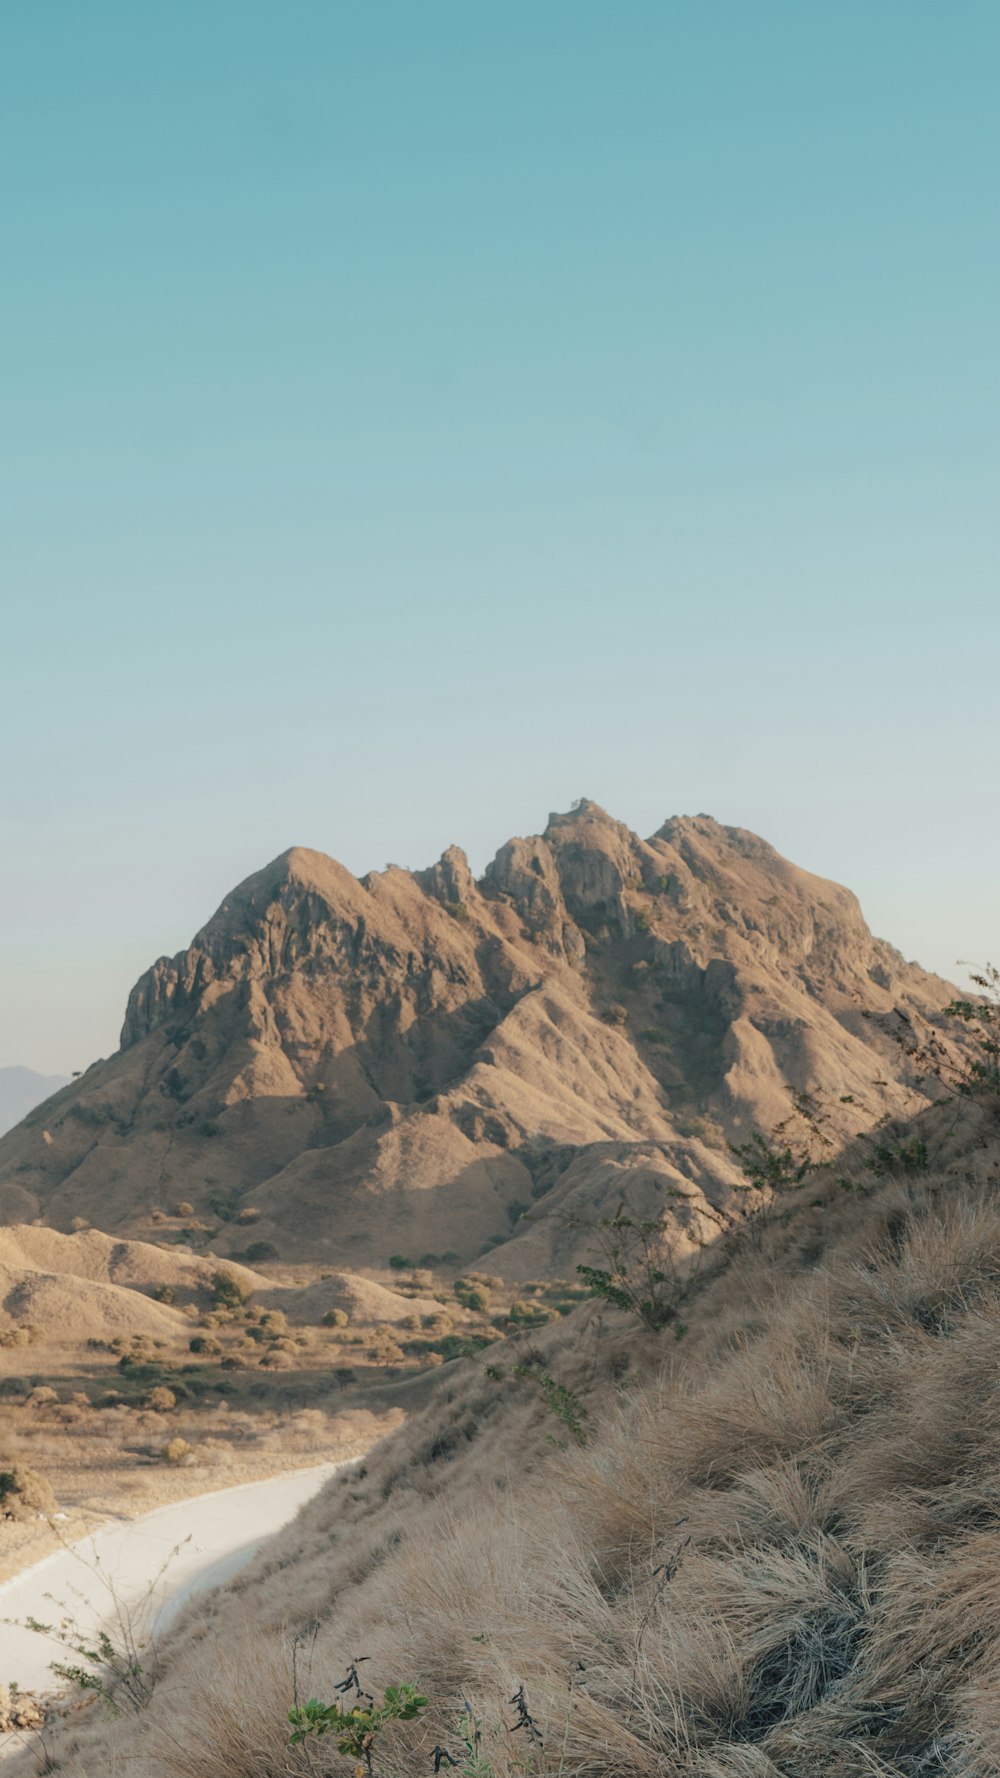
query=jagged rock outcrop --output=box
[0,803,959,1272]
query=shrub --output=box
[866,1135,930,1179]
[211,1268,253,1311]
[577,1202,692,1332]
[322,1308,349,1328]
[510,1360,588,1444]
[240,1240,279,1264]
[173,1200,195,1217]
[729,1128,811,1194]
[455,1283,489,1312]
[388,1255,414,1272]
[144,1386,177,1413]
[0,1464,56,1516]
[288,1669,428,1765]
[160,1437,191,1464]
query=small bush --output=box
[144,1386,177,1413]
[211,1268,253,1311]
[159,1436,191,1465]
[0,1464,56,1516]
[240,1240,279,1264]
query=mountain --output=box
[0,802,958,1271]
[0,1067,70,1138]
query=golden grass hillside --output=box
[13,1098,1000,1778]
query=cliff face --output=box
[0,803,957,1271]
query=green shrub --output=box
[240,1240,279,1264]
[211,1268,253,1311]
[288,1669,428,1769]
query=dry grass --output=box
[10,1116,1000,1777]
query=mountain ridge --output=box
[0,802,958,1272]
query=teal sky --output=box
[3,2,998,1074]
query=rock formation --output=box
[0,802,958,1273]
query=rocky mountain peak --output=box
[0,804,961,1274]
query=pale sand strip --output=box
[0,1462,341,1696]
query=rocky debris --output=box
[0,1682,43,1733]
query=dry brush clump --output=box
[13,1122,1000,1778]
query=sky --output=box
[2,1,998,1075]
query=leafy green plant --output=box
[944,966,1000,1099]
[865,1134,929,1179]
[433,1705,494,1776]
[510,1359,588,1444]
[728,1129,811,1194]
[288,1660,427,1774]
[10,1537,189,1715]
[576,1201,691,1331]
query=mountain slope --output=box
[20,1102,1000,1778]
[0,1067,70,1137]
[0,803,957,1269]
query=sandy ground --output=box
[0,1463,340,1696]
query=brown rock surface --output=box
[0,802,958,1272]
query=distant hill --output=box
[0,1067,70,1138]
[0,802,960,1272]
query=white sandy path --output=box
[0,1463,341,1695]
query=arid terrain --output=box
[1,803,995,1776]
[0,1220,580,1580]
[0,803,960,1280]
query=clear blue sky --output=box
[3,1,998,1074]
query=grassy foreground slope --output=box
[18,1105,1000,1778]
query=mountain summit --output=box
[0,805,956,1272]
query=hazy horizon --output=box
[4,2,998,1074]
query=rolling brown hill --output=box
[0,802,958,1272]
